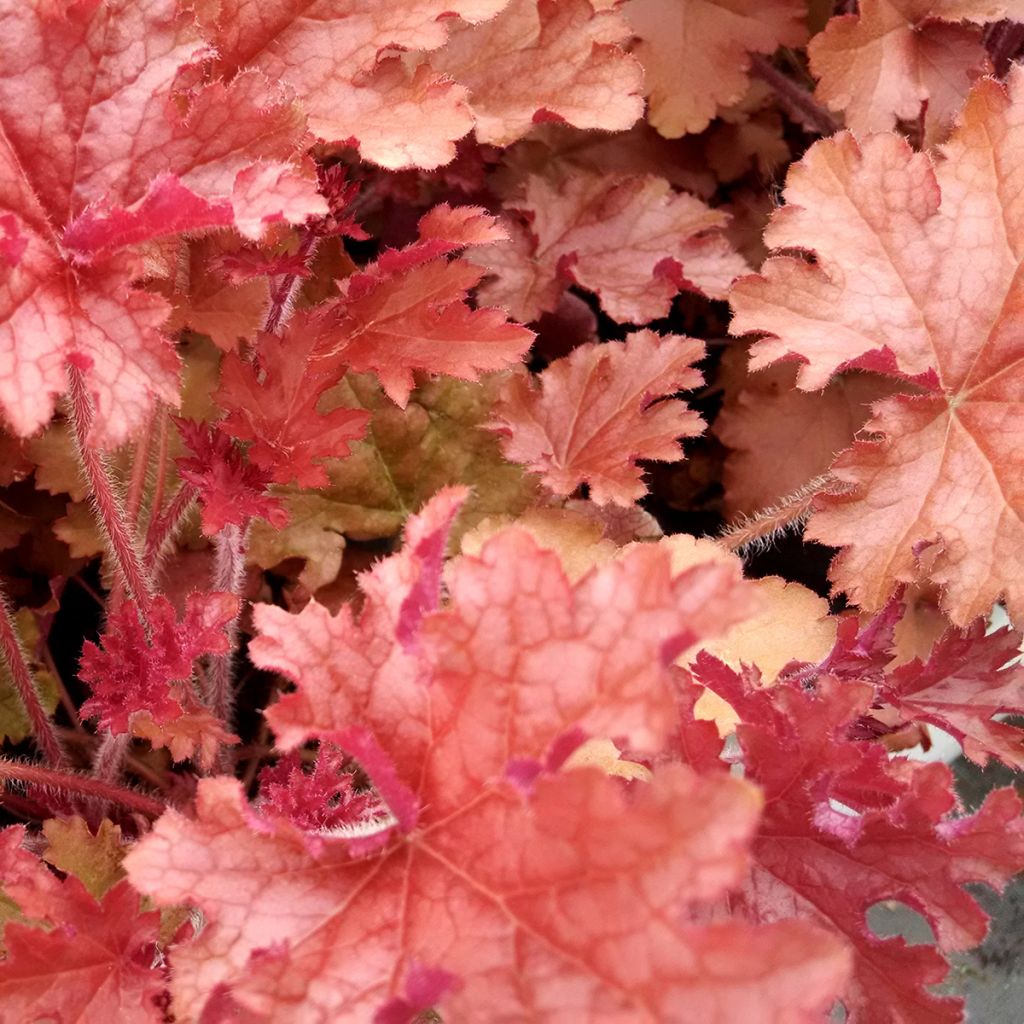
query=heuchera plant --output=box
[0,1,1023,1021]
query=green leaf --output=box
[248,373,538,591]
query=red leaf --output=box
[492,330,705,505]
[694,655,1024,1023]
[0,827,165,1023]
[79,592,239,734]
[175,418,288,534]
[883,621,1024,770]
[317,206,534,406]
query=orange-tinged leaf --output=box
[809,0,1024,140]
[492,330,705,505]
[433,0,644,146]
[318,208,534,406]
[730,72,1024,624]
[480,171,746,323]
[198,0,507,168]
[715,351,901,518]
[623,0,808,136]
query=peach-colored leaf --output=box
[492,330,705,505]
[809,0,1024,139]
[623,0,808,136]
[730,72,1024,625]
[199,0,509,168]
[479,171,746,323]
[433,0,644,146]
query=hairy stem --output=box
[91,730,130,785]
[147,406,171,529]
[0,584,67,767]
[0,757,166,818]
[67,365,155,615]
[750,55,841,137]
[719,474,841,553]
[263,230,319,334]
[206,523,248,765]
[143,482,198,571]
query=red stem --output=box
[143,482,197,570]
[263,230,319,334]
[0,757,166,818]
[67,366,155,615]
[0,586,67,767]
[124,413,153,529]
[206,524,247,736]
[148,407,171,528]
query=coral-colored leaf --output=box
[623,0,808,136]
[809,1,1024,139]
[316,209,534,406]
[126,768,845,1023]
[0,827,164,1023]
[216,316,371,489]
[480,171,746,323]
[693,657,1024,1023]
[126,493,848,1021]
[0,0,318,444]
[433,0,644,145]
[492,330,705,505]
[730,72,1024,624]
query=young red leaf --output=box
[480,171,746,323]
[694,656,1024,1023]
[623,0,808,136]
[492,330,705,505]
[256,745,383,834]
[0,827,165,1023]
[79,592,239,734]
[0,1,320,445]
[216,316,371,488]
[730,72,1024,624]
[175,419,288,534]
[882,621,1024,770]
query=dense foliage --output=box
[0,1,1022,1021]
